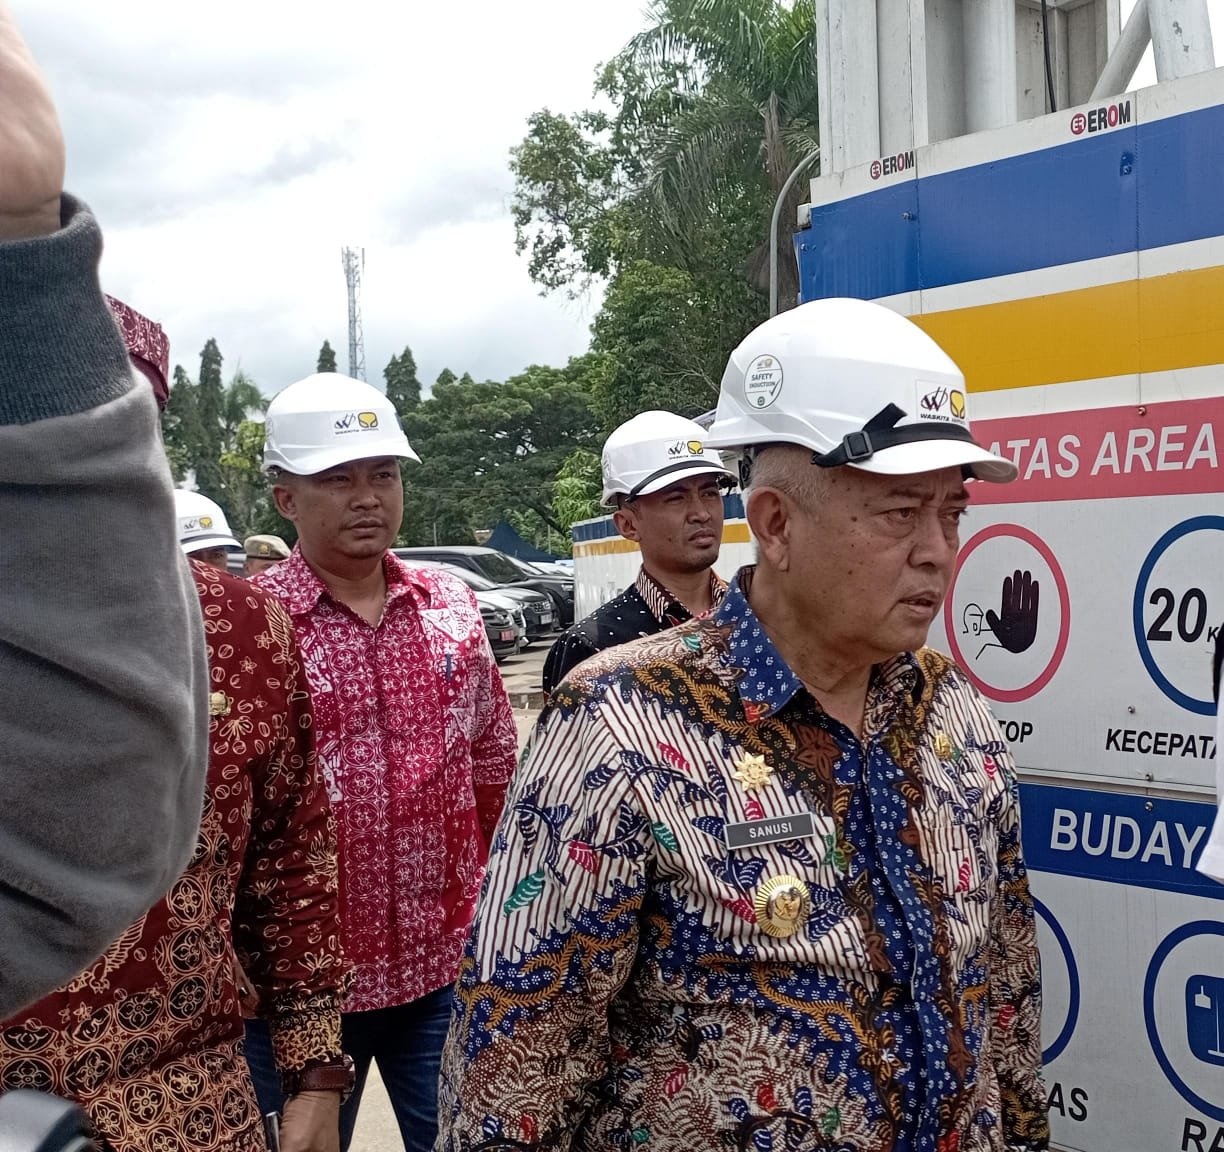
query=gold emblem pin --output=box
[934,732,953,761]
[209,692,231,717]
[754,874,810,938]
[732,752,773,791]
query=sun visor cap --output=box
[704,298,1017,483]
[600,411,735,506]
[263,373,420,476]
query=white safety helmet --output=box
[601,411,735,507]
[174,489,241,556]
[705,298,1016,483]
[263,373,420,476]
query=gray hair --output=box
[744,444,831,510]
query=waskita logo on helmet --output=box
[704,296,1015,484]
[262,373,419,476]
[173,489,241,557]
[599,410,734,507]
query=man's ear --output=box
[613,504,641,544]
[271,483,297,522]
[745,487,792,573]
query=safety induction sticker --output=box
[743,355,783,409]
[1133,515,1224,717]
[943,524,1071,703]
[1144,920,1224,1122]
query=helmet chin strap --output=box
[810,403,977,468]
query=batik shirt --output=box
[438,566,1049,1152]
[542,567,728,695]
[0,561,346,1152]
[255,549,519,1012]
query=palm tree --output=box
[219,371,265,456]
[619,0,819,306]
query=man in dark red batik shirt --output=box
[0,300,352,1152]
[244,371,518,1152]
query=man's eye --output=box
[890,507,917,520]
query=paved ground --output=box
[349,636,551,1150]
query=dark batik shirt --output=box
[542,566,728,695]
[0,562,347,1152]
[438,566,1049,1152]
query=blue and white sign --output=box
[1133,516,1224,717]
[1021,783,1221,900]
[1145,921,1224,1123]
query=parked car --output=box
[474,591,526,661]
[395,546,574,626]
[396,555,556,640]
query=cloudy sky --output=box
[15,0,1220,399]
[16,0,648,395]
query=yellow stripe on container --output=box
[912,264,1224,393]
[573,522,752,558]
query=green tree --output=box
[435,367,457,389]
[161,349,268,534]
[192,340,226,495]
[551,447,602,542]
[590,260,732,428]
[217,419,286,541]
[399,361,600,547]
[383,346,421,414]
[317,340,338,373]
[619,0,819,304]
[162,365,202,484]
[511,108,622,295]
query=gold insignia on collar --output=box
[732,752,773,791]
[209,692,231,717]
[934,732,953,761]
[754,874,810,938]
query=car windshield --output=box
[505,555,553,579]
[474,552,526,582]
[445,565,498,592]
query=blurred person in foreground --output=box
[542,411,735,697]
[0,1,207,1017]
[438,299,1049,1152]
[0,297,352,1152]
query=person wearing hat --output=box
[245,532,292,577]
[438,299,1049,1152]
[245,372,518,1152]
[174,488,242,571]
[542,411,736,696]
[0,3,208,1019]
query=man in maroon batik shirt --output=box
[0,299,352,1152]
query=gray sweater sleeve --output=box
[0,196,209,1015]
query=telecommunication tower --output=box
[341,247,366,381]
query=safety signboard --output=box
[1023,783,1222,1152]
[927,397,1222,793]
[789,77,1224,1152]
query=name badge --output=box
[724,811,817,850]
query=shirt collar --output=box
[260,546,439,617]
[634,566,729,627]
[716,565,924,721]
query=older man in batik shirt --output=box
[438,300,1049,1152]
